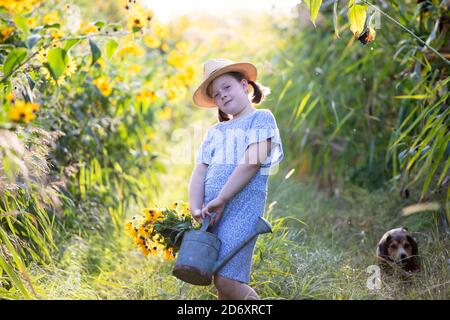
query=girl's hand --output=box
[201,197,226,227]
[192,208,203,223]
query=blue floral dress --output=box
[195,108,284,284]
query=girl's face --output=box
[210,74,250,115]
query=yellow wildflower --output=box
[128,11,146,31]
[114,75,124,82]
[142,208,163,223]
[8,100,38,124]
[0,0,41,14]
[28,102,39,113]
[179,201,189,210]
[93,76,113,97]
[40,67,66,86]
[152,233,163,244]
[134,235,146,246]
[163,247,175,260]
[157,107,172,120]
[177,65,196,86]
[117,41,145,58]
[50,40,60,48]
[139,244,151,256]
[181,208,191,217]
[143,34,161,49]
[65,57,77,77]
[126,2,153,30]
[80,22,97,35]
[91,57,105,69]
[169,201,179,211]
[50,28,64,40]
[128,63,142,73]
[138,224,152,238]
[176,207,191,220]
[145,8,154,23]
[175,41,189,52]
[27,17,38,28]
[124,221,138,238]
[167,50,188,69]
[0,26,14,43]
[42,11,60,25]
[163,76,187,102]
[147,128,156,140]
[136,89,157,104]
[161,43,169,52]
[148,242,159,256]
[151,20,168,39]
[6,93,15,101]
[143,144,151,152]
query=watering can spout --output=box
[212,217,272,274]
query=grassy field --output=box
[25,164,449,300]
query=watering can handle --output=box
[200,212,216,232]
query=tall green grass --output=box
[22,169,449,300]
[263,1,449,217]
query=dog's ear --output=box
[378,234,391,257]
[407,234,418,256]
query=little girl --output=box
[188,58,284,300]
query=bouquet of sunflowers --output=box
[124,200,200,260]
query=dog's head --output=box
[377,227,419,271]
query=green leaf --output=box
[3,47,28,78]
[348,3,368,36]
[30,26,43,33]
[63,39,80,52]
[43,47,68,81]
[419,130,447,199]
[14,15,29,34]
[107,23,123,32]
[43,23,60,29]
[26,34,41,49]
[93,20,106,28]
[0,249,32,299]
[294,91,312,120]
[333,0,340,38]
[105,39,118,59]
[25,73,35,90]
[305,0,323,26]
[393,94,430,99]
[89,39,101,66]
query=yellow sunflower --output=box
[8,100,38,124]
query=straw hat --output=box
[192,58,258,108]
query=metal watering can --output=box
[172,214,273,286]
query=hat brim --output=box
[192,62,257,108]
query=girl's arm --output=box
[201,139,272,225]
[218,138,272,202]
[189,163,208,213]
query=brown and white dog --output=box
[377,227,420,274]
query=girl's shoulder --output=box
[255,108,275,117]
[253,108,277,124]
[209,108,275,131]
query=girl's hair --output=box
[206,72,271,122]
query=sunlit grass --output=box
[19,166,448,300]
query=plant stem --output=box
[362,0,450,66]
